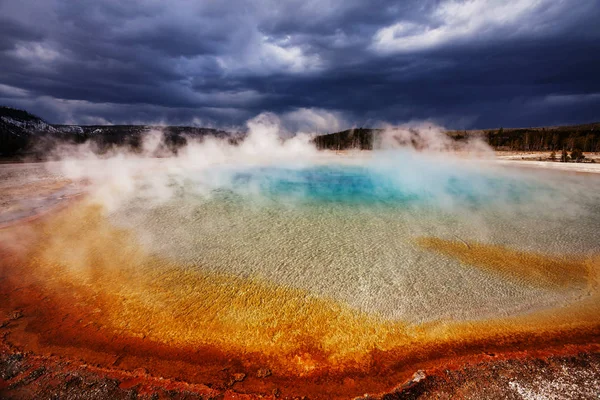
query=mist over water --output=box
[43,114,600,324]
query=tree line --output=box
[313,124,600,153]
[476,124,600,152]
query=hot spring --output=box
[108,152,600,324]
[1,136,600,398]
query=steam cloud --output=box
[39,109,598,256]
[44,113,502,212]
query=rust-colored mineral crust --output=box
[1,201,600,399]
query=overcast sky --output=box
[1,0,599,131]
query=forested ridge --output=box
[0,106,233,159]
[3,106,599,159]
[313,124,600,152]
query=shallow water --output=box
[107,152,600,324]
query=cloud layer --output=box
[0,0,599,129]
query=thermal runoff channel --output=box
[1,119,600,398]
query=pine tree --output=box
[570,149,585,163]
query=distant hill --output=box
[0,106,235,159]
[313,124,600,153]
[3,106,600,160]
[312,128,380,150]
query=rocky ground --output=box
[3,330,600,400]
[380,353,600,400]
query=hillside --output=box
[313,124,600,153]
[3,106,600,160]
[0,106,234,159]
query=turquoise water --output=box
[226,164,548,208]
[112,155,600,323]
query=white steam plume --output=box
[44,112,502,214]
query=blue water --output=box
[217,164,554,210]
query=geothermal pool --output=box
[112,154,600,324]
[1,151,600,398]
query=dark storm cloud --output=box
[0,18,43,50]
[0,0,599,129]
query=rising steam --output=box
[45,113,499,213]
